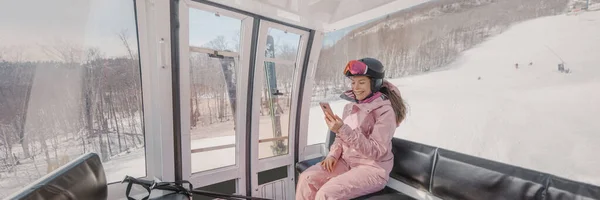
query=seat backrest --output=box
[7,152,108,200]
[389,138,600,200]
[545,175,600,200]
[431,148,547,200]
[389,138,437,192]
[327,131,336,149]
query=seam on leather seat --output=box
[542,174,551,200]
[429,148,439,193]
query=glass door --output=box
[178,0,253,196]
[250,20,310,199]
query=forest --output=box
[312,0,569,101]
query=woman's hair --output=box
[379,86,407,125]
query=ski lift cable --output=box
[544,44,565,63]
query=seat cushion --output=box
[296,156,324,173]
[352,187,416,200]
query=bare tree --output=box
[39,39,84,64]
[118,29,137,61]
[0,124,17,171]
[204,35,230,51]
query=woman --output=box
[296,58,407,200]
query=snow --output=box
[103,111,295,179]
[307,100,347,145]
[190,135,236,172]
[103,148,145,182]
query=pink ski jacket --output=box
[326,81,400,180]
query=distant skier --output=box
[558,63,564,72]
[529,62,533,66]
[515,63,519,69]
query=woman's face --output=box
[350,76,372,101]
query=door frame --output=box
[249,20,310,199]
[295,31,325,163]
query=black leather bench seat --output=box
[296,131,600,200]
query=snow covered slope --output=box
[310,11,600,186]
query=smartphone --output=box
[319,102,334,117]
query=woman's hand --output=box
[320,156,338,172]
[325,113,344,133]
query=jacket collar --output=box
[340,91,390,113]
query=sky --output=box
[0,0,137,61]
[189,8,301,57]
[189,8,242,51]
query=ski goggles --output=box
[343,60,369,76]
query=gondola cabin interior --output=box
[1,0,600,199]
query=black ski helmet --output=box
[344,57,385,92]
